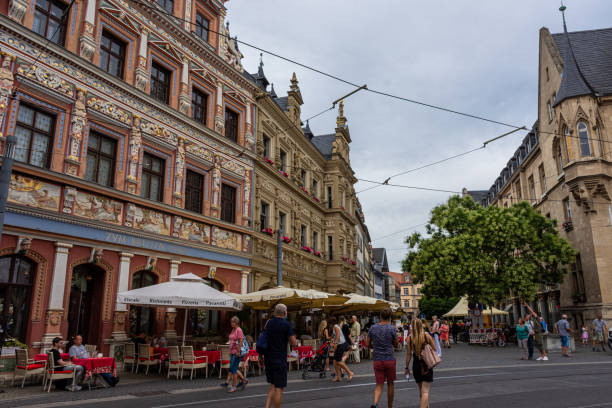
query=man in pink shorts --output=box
[366,309,399,408]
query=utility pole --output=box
[0,135,16,238]
[276,228,283,286]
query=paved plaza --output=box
[1,343,611,407]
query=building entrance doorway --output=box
[67,264,105,347]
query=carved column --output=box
[210,156,221,218]
[42,243,72,347]
[0,52,15,139]
[8,0,28,24]
[79,0,97,62]
[111,252,133,341]
[173,138,186,206]
[240,270,250,294]
[65,89,87,176]
[242,170,251,227]
[134,29,149,92]
[245,102,254,150]
[164,260,180,343]
[214,82,224,134]
[126,117,142,194]
[178,59,190,115]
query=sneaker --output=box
[543,356,549,361]
[66,385,82,392]
[220,382,229,387]
[536,357,543,361]
[240,379,248,390]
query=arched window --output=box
[189,279,222,336]
[553,138,564,175]
[130,271,158,335]
[577,121,591,156]
[0,255,36,342]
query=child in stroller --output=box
[302,341,329,379]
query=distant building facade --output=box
[467,22,612,330]
[372,248,389,300]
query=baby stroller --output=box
[302,341,329,380]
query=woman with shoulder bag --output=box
[405,319,436,408]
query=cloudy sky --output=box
[227,0,611,271]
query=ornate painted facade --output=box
[248,65,360,294]
[0,0,257,354]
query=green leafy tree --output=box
[403,195,576,304]
[418,296,460,319]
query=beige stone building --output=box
[248,65,361,294]
[467,22,612,329]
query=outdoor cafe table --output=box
[294,346,314,361]
[154,348,221,366]
[71,357,116,378]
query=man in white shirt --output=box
[350,315,361,363]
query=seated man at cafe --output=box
[69,335,119,388]
[51,337,85,391]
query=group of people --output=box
[50,335,119,391]
[580,314,608,351]
[317,315,362,380]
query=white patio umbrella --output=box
[117,273,243,346]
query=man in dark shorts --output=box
[264,303,296,408]
[367,309,398,408]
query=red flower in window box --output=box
[314,250,322,257]
[313,196,321,203]
[301,245,313,253]
[281,236,292,243]
[341,256,348,262]
[301,186,309,194]
[261,228,274,236]
[350,260,356,265]
[264,157,274,165]
[280,170,289,177]
[341,206,346,211]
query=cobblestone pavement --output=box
[1,342,611,407]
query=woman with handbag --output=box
[222,316,248,392]
[405,319,437,408]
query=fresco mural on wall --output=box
[8,174,61,211]
[126,204,171,236]
[174,217,211,244]
[74,191,123,225]
[212,227,241,251]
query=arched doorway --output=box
[0,255,36,343]
[67,264,105,346]
[189,279,222,336]
[129,270,158,336]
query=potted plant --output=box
[264,157,274,165]
[301,186,308,194]
[314,250,322,257]
[562,219,573,232]
[280,170,289,177]
[2,338,27,355]
[281,236,291,244]
[261,227,274,236]
[313,196,321,203]
[301,245,313,253]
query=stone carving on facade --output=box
[242,235,250,253]
[74,191,123,225]
[186,143,214,163]
[18,64,73,97]
[125,204,171,235]
[568,177,611,213]
[112,311,127,333]
[212,227,241,251]
[66,89,87,175]
[62,186,77,214]
[219,22,244,72]
[173,138,186,205]
[15,236,32,254]
[45,310,63,328]
[0,53,15,139]
[89,248,103,264]
[140,118,177,146]
[87,96,131,124]
[220,158,245,177]
[8,174,61,211]
[243,171,251,226]
[174,217,210,244]
[126,116,142,193]
[135,29,150,92]
[8,0,28,23]
[79,15,96,62]
[211,156,222,217]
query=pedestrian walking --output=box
[264,303,297,408]
[317,319,331,371]
[367,309,398,408]
[431,316,442,357]
[525,314,535,360]
[592,314,608,352]
[331,316,354,382]
[555,314,572,357]
[451,321,459,344]
[350,315,361,363]
[405,319,436,408]
[440,321,450,348]
[524,303,548,361]
[222,316,247,392]
[516,318,529,360]
[581,325,589,346]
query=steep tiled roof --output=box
[273,96,289,111]
[387,272,406,285]
[466,190,489,206]
[310,134,335,159]
[552,28,612,105]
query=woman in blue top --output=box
[516,317,529,360]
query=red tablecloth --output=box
[34,353,69,362]
[196,350,220,365]
[72,357,116,378]
[244,349,259,362]
[294,346,314,360]
[154,347,169,362]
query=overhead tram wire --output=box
[372,223,428,241]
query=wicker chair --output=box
[218,346,231,379]
[124,343,137,373]
[12,348,45,388]
[84,344,97,357]
[44,352,75,392]
[136,344,160,375]
[287,344,299,371]
[181,346,208,379]
[302,339,317,349]
[167,346,182,379]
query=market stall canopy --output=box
[233,286,349,310]
[116,273,243,310]
[443,297,508,317]
[327,293,399,313]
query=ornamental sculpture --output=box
[0,53,14,139]
[66,89,87,176]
